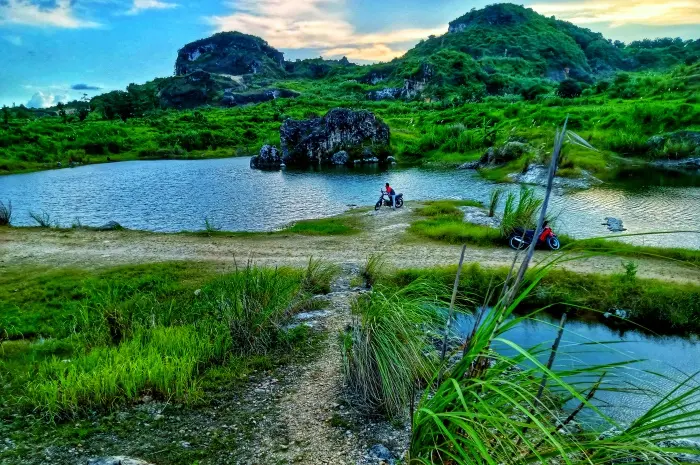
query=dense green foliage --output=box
[341,282,445,416]
[2,62,697,177]
[0,261,336,419]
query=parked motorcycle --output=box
[508,225,560,250]
[375,190,404,210]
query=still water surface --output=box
[454,312,700,426]
[0,157,698,248]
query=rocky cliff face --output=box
[279,108,390,167]
[175,32,285,77]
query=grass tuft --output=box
[488,188,503,217]
[301,257,341,294]
[0,200,11,226]
[359,253,387,288]
[28,210,53,228]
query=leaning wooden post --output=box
[438,244,467,384]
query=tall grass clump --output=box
[500,187,543,237]
[0,200,11,226]
[29,210,53,228]
[360,253,388,288]
[301,257,340,294]
[488,188,503,217]
[341,282,447,417]
[193,265,302,354]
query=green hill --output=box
[1,3,698,178]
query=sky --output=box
[1,0,699,107]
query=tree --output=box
[1,106,9,125]
[557,79,582,98]
[56,102,68,123]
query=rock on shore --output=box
[279,108,390,167]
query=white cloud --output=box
[529,1,700,27]
[126,0,178,15]
[207,0,444,62]
[27,91,69,109]
[0,0,101,28]
[3,35,22,46]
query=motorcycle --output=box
[375,190,404,210]
[508,225,560,250]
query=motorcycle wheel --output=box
[374,202,381,211]
[547,236,561,250]
[509,235,527,250]
[395,198,404,208]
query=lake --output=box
[1,157,699,248]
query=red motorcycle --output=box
[508,224,560,250]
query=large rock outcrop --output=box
[279,108,390,166]
[175,32,285,77]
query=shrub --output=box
[29,210,53,228]
[0,200,11,226]
[557,79,582,98]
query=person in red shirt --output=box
[385,183,396,209]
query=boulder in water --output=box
[250,144,283,169]
[603,217,626,232]
[280,108,390,167]
[331,150,350,165]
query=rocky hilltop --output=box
[91,3,699,111]
[175,32,285,77]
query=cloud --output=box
[27,91,69,109]
[206,0,444,62]
[323,44,405,62]
[126,0,177,15]
[71,83,102,90]
[3,35,22,46]
[529,1,700,27]
[0,0,101,28]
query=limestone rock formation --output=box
[279,108,390,167]
[175,32,285,77]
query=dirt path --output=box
[1,207,698,284]
[260,274,362,464]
